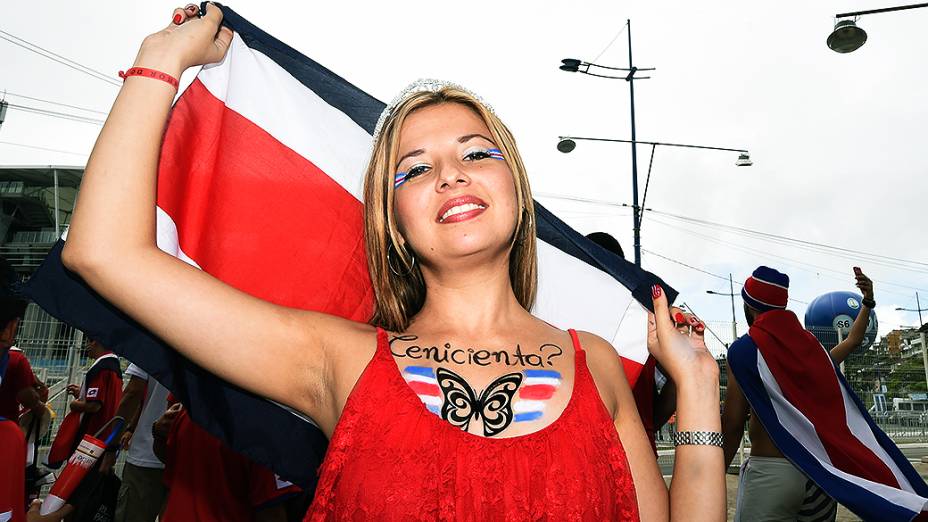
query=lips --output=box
[436,195,489,224]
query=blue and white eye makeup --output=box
[394,171,409,189]
[487,148,505,160]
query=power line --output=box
[0,29,121,86]
[3,91,108,115]
[641,248,810,305]
[5,103,105,125]
[646,216,925,296]
[590,21,629,63]
[649,208,928,270]
[0,140,88,157]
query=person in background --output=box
[0,259,67,522]
[586,232,689,453]
[98,362,170,522]
[152,397,300,522]
[721,267,874,521]
[48,338,123,468]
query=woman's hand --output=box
[66,384,80,398]
[648,285,718,388]
[133,3,233,79]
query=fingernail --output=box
[688,316,699,325]
[695,324,705,332]
[652,284,662,299]
[674,312,686,324]
[173,13,182,24]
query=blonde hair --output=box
[363,87,537,331]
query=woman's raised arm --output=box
[63,5,355,430]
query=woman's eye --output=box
[406,164,430,178]
[464,150,491,161]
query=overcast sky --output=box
[2,1,926,353]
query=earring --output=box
[387,242,416,277]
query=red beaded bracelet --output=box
[118,67,179,90]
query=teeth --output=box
[440,203,486,222]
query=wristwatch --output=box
[862,297,876,308]
[672,430,724,448]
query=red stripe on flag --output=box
[751,311,899,487]
[408,381,440,397]
[156,80,372,321]
[519,384,557,400]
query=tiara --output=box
[371,78,496,145]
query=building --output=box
[0,166,85,386]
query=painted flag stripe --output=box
[403,373,437,385]
[523,377,560,387]
[408,381,441,397]
[523,369,561,379]
[513,400,547,414]
[519,384,557,400]
[418,395,442,407]
[403,366,436,378]
[514,411,544,422]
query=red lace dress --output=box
[305,329,640,521]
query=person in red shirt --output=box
[0,257,70,522]
[152,397,299,522]
[47,338,123,467]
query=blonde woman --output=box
[63,4,724,520]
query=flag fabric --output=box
[22,7,674,488]
[728,310,928,521]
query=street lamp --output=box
[557,135,751,265]
[707,273,740,344]
[559,19,653,266]
[896,292,927,326]
[828,2,928,53]
[559,20,750,266]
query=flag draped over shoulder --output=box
[23,7,675,488]
[728,310,928,521]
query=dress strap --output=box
[375,327,389,355]
[568,329,584,353]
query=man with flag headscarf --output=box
[722,266,928,521]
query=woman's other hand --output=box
[134,3,233,79]
[648,285,718,387]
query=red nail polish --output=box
[173,13,182,24]
[689,316,699,325]
[651,284,662,299]
[674,312,686,324]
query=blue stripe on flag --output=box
[523,369,561,379]
[404,366,435,377]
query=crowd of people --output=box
[0,3,917,521]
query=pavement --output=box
[660,446,928,521]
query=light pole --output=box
[559,20,751,266]
[896,292,927,326]
[557,136,751,265]
[559,19,653,266]
[707,273,740,344]
[827,2,928,53]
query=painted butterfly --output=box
[436,367,523,436]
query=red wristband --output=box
[118,67,179,90]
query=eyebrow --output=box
[394,134,497,169]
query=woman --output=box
[63,4,724,520]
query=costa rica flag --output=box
[22,6,674,487]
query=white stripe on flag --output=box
[155,207,201,269]
[534,241,648,364]
[418,395,442,406]
[757,351,928,513]
[197,33,371,200]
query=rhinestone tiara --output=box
[371,78,496,146]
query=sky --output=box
[2,1,926,353]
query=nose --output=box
[435,162,470,191]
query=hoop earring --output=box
[387,243,416,277]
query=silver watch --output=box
[672,431,724,447]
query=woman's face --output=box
[392,103,518,267]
